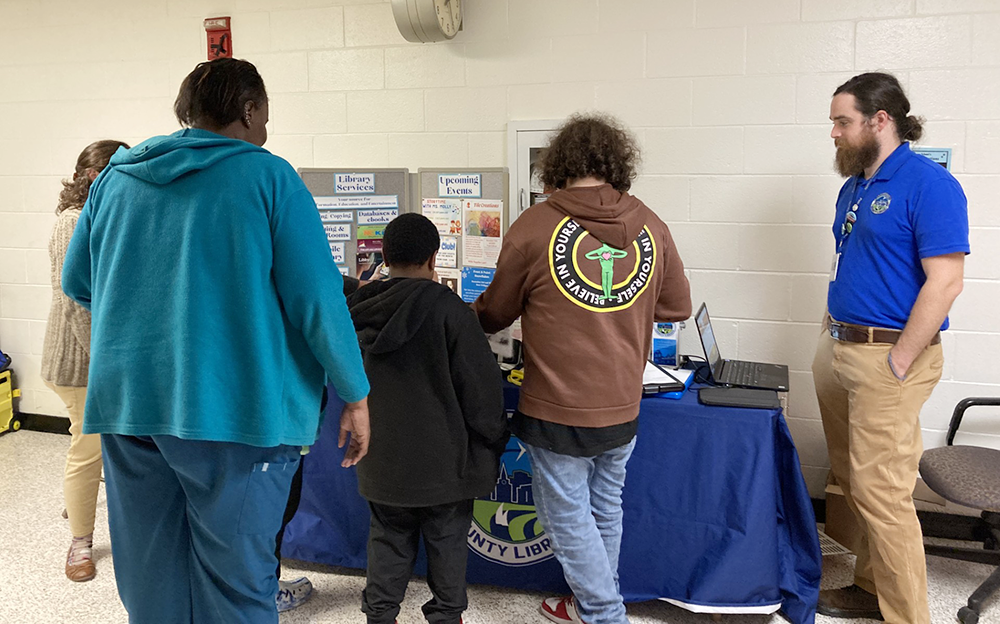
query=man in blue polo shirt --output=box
[813,72,969,624]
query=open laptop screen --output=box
[695,303,724,377]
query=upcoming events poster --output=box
[462,200,502,268]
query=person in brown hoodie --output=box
[472,114,692,624]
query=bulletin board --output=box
[298,168,411,278]
[417,167,510,303]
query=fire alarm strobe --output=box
[204,17,232,60]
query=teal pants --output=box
[102,434,300,624]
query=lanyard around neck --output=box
[837,165,883,251]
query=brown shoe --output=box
[65,536,96,582]
[817,584,883,620]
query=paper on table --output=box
[642,363,692,387]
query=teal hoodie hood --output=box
[108,128,268,186]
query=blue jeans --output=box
[526,438,636,624]
[102,435,300,624]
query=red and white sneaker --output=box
[540,596,586,624]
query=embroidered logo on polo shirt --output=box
[871,193,891,214]
[548,217,657,313]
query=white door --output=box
[507,121,560,223]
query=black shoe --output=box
[817,584,884,620]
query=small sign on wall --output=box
[204,17,233,60]
[335,173,376,194]
[439,174,482,198]
[912,147,952,171]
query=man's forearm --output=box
[892,279,962,375]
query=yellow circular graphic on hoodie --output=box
[548,217,657,313]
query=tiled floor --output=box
[1,430,995,623]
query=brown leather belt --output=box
[828,321,941,345]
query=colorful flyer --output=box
[357,238,383,253]
[334,173,375,194]
[314,195,398,209]
[436,268,461,296]
[319,210,353,223]
[357,208,398,225]
[324,222,352,241]
[357,252,384,281]
[462,200,503,268]
[329,242,346,264]
[460,267,495,303]
[438,236,458,268]
[422,198,463,235]
[357,224,386,239]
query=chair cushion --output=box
[920,446,1000,512]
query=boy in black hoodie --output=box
[347,213,509,624]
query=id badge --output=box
[830,252,841,282]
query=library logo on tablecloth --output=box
[468,437,554,566]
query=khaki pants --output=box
[812,329,943,624]
[45,381,102,538]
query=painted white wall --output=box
[1,0,998,496]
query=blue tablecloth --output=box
[282,384,821,624]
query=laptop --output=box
[694,303,790,392]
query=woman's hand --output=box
[338,397,370,468]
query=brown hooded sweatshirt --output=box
[472,184,692,428]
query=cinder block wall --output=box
[2,0,998,496]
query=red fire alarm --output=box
[204,17,233,60]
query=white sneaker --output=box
[276,576,313,613]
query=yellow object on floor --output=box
[0,370,22,434]
[506,368,524,386]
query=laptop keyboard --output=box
[728,360,764,385]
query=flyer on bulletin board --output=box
[357,224,386,239]
[314,195,398,210]
[460,267,495,303]
[357,238,382,253]
[324,222,352,241]
[357,252,384,281]
[357,208,397,225]
[438,236,458,268]
[422,198,463,235]
[436,268,461,296]
[329,242,346,264]
[319,210,353,223]
[462,200,502,268]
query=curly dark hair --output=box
[538,113,640,193]
[383,213,440,267]
[57,139,130,214]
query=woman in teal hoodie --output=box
[62,58,370,624]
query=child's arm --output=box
[447,302,509,448]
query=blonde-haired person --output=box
[41,139,129,582]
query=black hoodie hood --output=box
[544,183,646,249]
[348,278,455,354]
